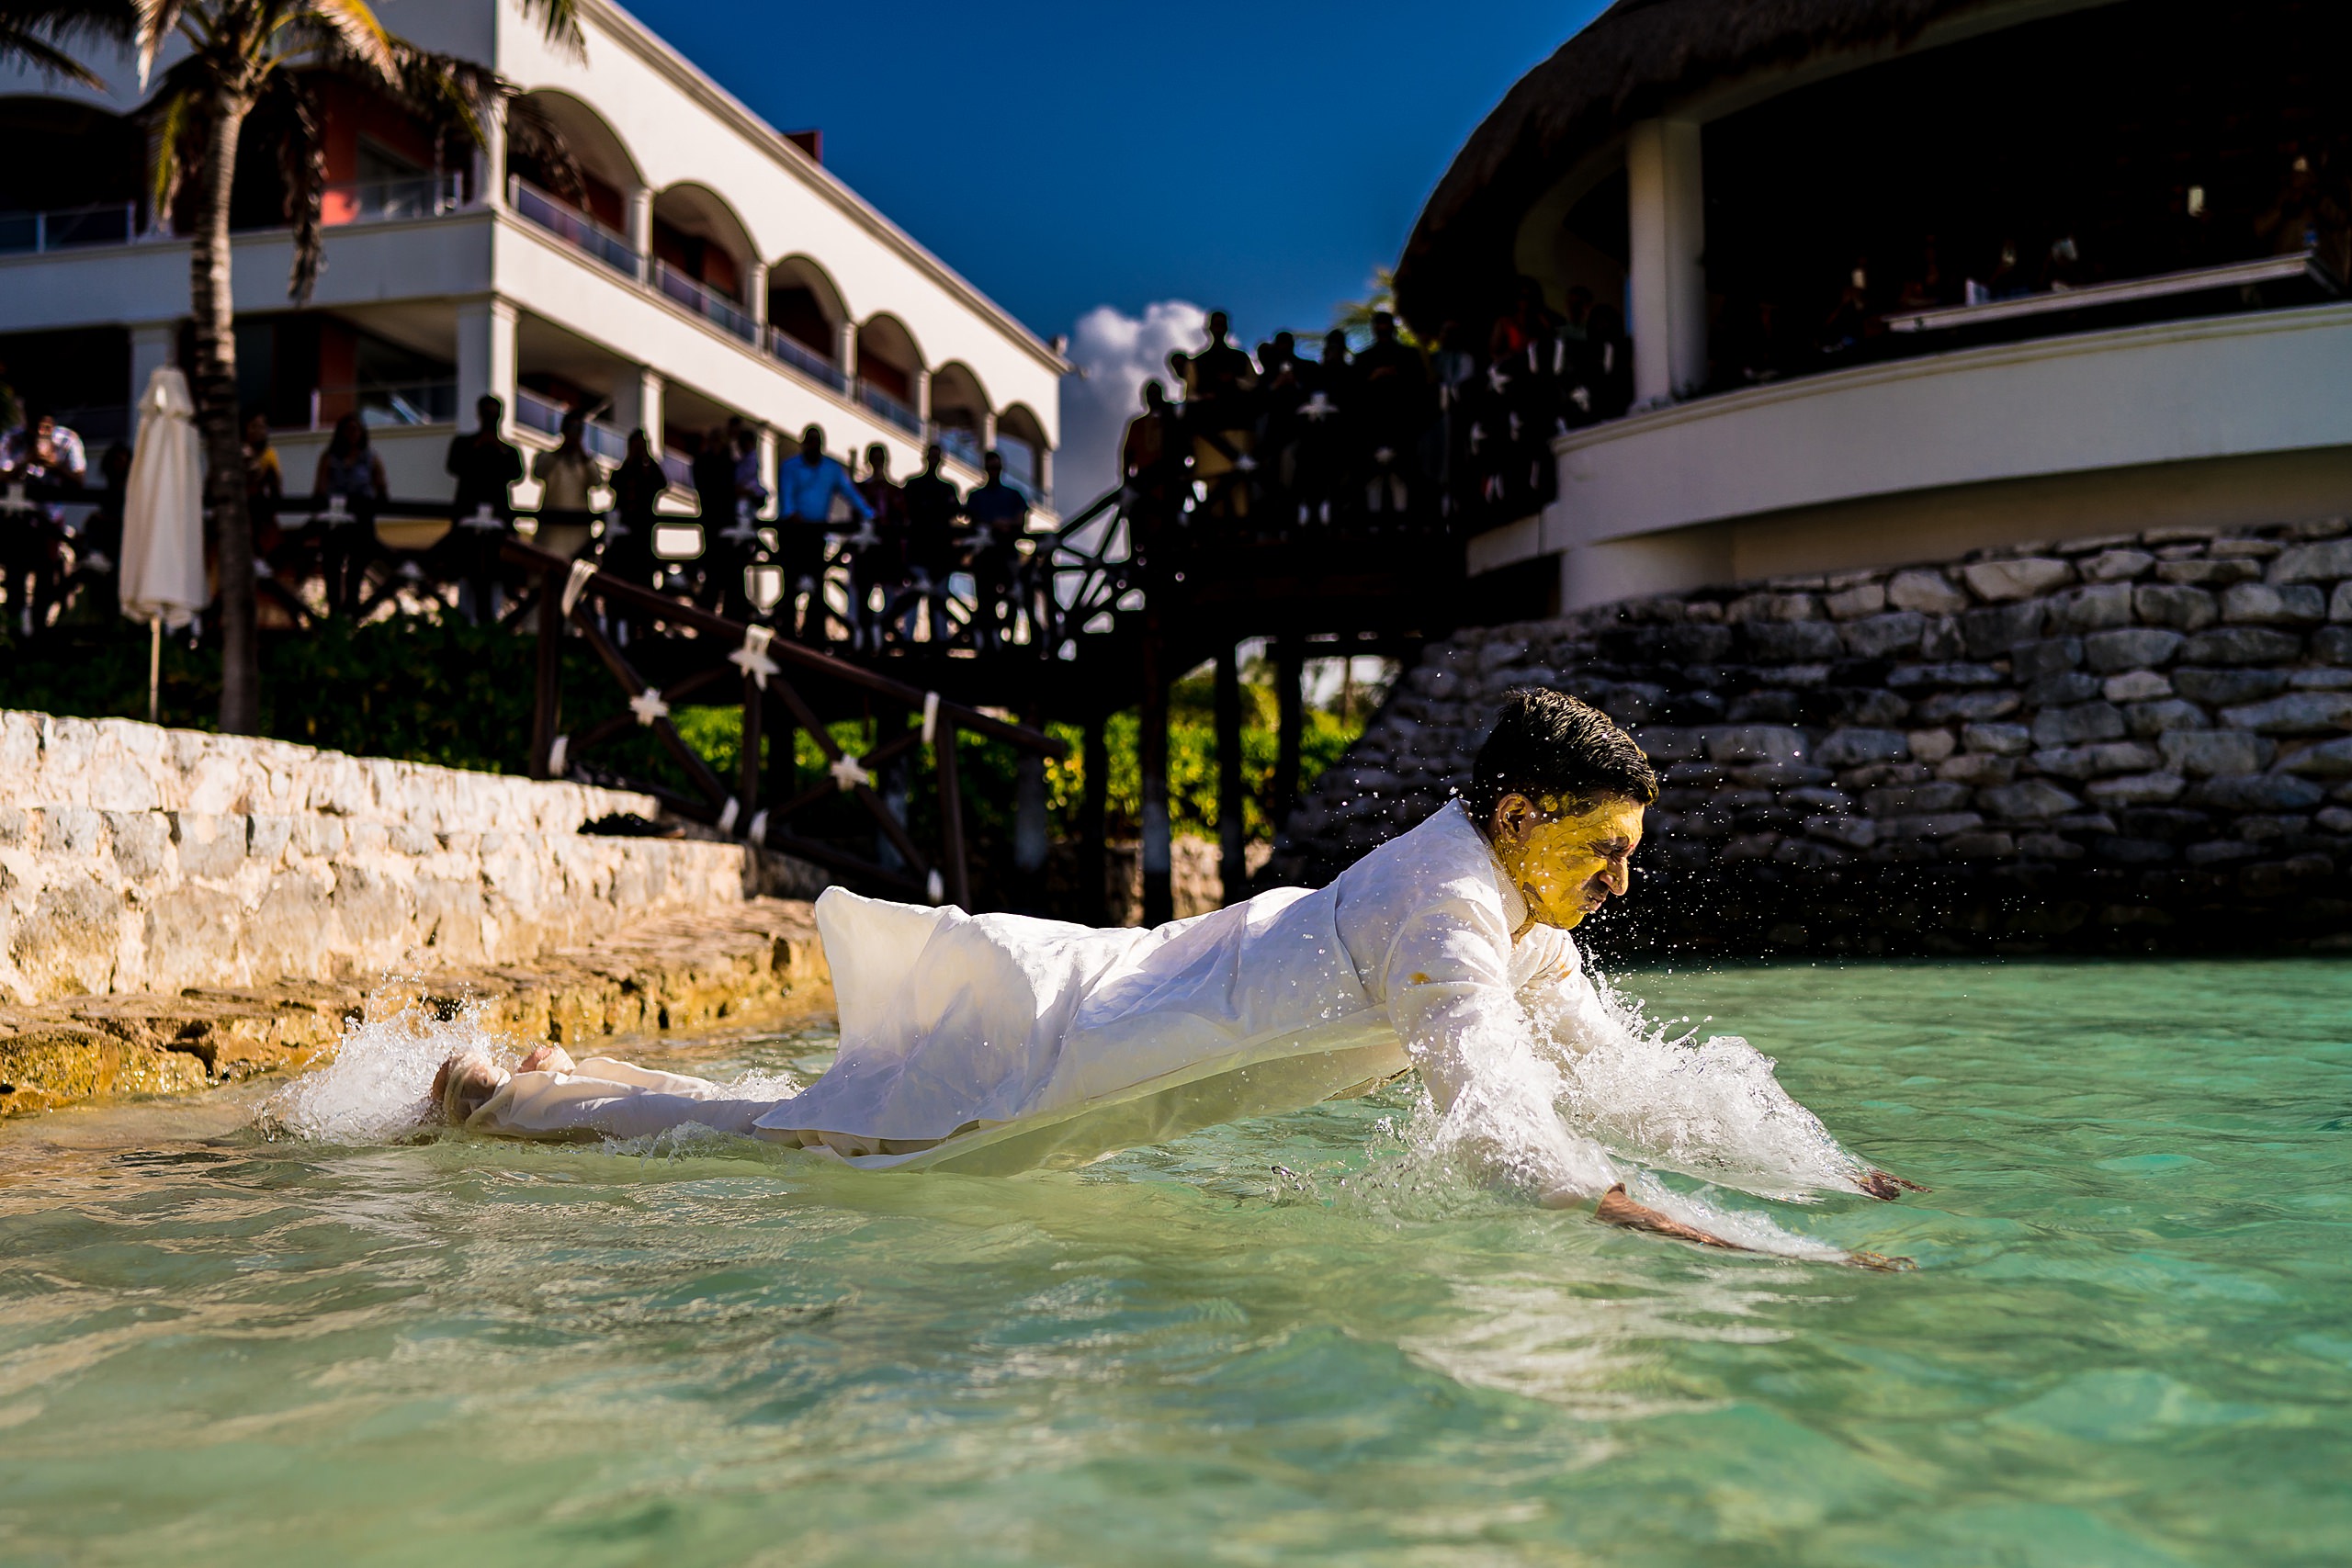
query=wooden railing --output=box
[502,537,1063,908]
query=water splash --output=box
[262,992,508,1145]
[1539,976,1871,1202]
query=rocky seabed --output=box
[1281,524,2352,953]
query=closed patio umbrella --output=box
[119,367,208,722]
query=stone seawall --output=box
[1278,524,2352,955]
[1,713,817,1004]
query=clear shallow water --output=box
[2,960,2349,1566]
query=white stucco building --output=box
[0,0,1064,518]
[1397,0,2352,613]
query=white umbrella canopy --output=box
[119,366,208,630]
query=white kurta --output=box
[464,802,1622,1197]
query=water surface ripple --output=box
[2,959,2347,1566]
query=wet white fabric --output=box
[461,802,1623,1198]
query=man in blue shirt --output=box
[964,449,1029,650]
[773,423,870,641]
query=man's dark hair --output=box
[1466,687,1657,825]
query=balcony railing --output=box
[856,378,922,435]
[515,388,632,464]
[654,260,758,342]
[662,449,695,489]
[936,424,986,471]
[768,328,848,392]
[0,202,138,255]
[305,380,458,430]
[322,172,466,227]
[509,176,639,278]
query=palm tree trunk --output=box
[192,85,259,734]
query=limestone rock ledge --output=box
[0,897,828,1117]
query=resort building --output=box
[1399,0,2352,611]
[0,0,1064,519]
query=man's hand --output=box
[517,1043,577,1076]
[1592,1183,1747,1250]
[1858,1168,1928,1201]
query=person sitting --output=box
[313,413,388,616]
[963,449,1030,650]
[772,423,870,641]
[432,688,1917,1263]
[442,396,523,624]
[0,409,84,637]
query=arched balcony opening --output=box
[853,314,924,437]
[994,402,1052,511]
[927,361,989,473]
[763,254,850,390]
[504,89,641,277]
[649,183,759,342]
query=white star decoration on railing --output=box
[729,626,780,689]
[628,688,670,726]
[829,754,872,791]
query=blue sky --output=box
[629,0,1601,344]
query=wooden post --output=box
[1139,615,1172,927]
[1013,695,1049,914]
[1080,716,1109,925]
[936,722,972,909]
[530,564,561,777]
[1272,637,1306,827]
[739,671,763,827]
[1215,640,1246,907]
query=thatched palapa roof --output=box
[1392,0,2117,330]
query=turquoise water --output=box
[2,960,2349,1565]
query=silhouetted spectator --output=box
[964,449,1029,650]
[848,442,906,653]
[315,412,387,615]
[1354,311,1427,515]
[773,423,869,641]
[600,429,667,596]
[444,395,523,624]
[243,412,284,571]
[899,441,962,644]
[531,408,600,561]
[1179,310,1257,518]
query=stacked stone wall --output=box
[0,713,815,1003]
[1277,523,2352,955]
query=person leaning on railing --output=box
[898,442,962,646]
[597,429,667,644]
[530,409,600,562]
[441,395,523,624]
[964,449,1028,652]
[773,423,869,643]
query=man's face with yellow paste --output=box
[1487,792,1646,930]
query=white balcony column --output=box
[1036,446,1054,504]
[128,321,176,409]
[836,321,858,379]
[1625,117,1708,404]
[979,410,998,451]
[611,367,663,443]
[744,265,767,333]
[755,424,779,515]
[456,297,519,435]
[475,106,508,209]
[626,186,654,281]
[912,367,932,427]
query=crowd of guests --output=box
[1118,292,1631,540]
[0,402,124,639]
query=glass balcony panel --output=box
[767,329,848,392]
[509,177,639,278]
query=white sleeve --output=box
[1382,891,1621,1204]
[464,1058,773,1140]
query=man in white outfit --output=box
[435,689,1917,1254]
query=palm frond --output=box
[260,66,326,300]
[138,63,204,228]
[291,0,391,80]
[516,0,582,61]
[0,0,137,89]
[129,0,185,85]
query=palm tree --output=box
[1,0,581,733]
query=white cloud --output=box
[1054,300,1206,510]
